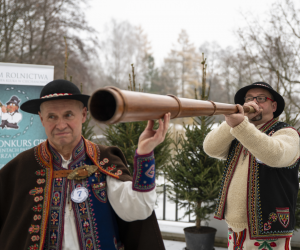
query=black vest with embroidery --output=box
[214,119,300,240]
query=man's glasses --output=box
[244,96,274,103]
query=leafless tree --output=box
[98,19,151,90]
[236,0,300,124]
[0,0,98,91]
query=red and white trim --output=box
[41,93,72,99]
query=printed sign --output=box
[0,62,54,169]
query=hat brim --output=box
[20,94,90,114]
[234,85,285,118]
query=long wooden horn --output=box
[88,87,254,124]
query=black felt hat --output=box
[20,79,90,114]
[234,82,285,118]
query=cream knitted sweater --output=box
[203,117,300,232]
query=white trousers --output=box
[227,228,291,250]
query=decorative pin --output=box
[71,187,89,203]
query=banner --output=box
[0,62,54,169]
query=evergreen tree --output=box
[103,64,172,175]
[164,55,224,229]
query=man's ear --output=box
[38,111,45,127]
[82,107,87,123]
[272,101,277,112]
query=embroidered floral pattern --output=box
[86,238,93,250]
[37,178,45,184]
[35,169,46,176]
[83,219,90,233]
[34,196,43,202]
[133,152,156,192]
[92,182,107,203]
[33,214,41,221]
[51,211,59,225]
[55,178,62,186]
[28,244,39,250]
[50,230,58,245]
[52,191,60,206]
[106,164,116,172]
[115,169,122,176]
[276,208,290,228]
[269,213,278,222]
[254,239,277,250]
[145,164,155,178]
[29,187,43,196]
[264,212,279,231]
[28,225,40,234]
[32,204,42,212]
[79,202,87,215]
[31,235,40,242]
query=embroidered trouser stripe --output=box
[233,229,246,250]
[285,238,290,250]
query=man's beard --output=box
[251,113,262,121]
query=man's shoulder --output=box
[271,121,299,136]
[86,139,125,156]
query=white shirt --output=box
[60,155,157,250]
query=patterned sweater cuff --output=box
[132,150,155,192]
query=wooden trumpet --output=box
[88,87,255,124]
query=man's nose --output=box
[253,97,259,104]
[55,118,67,130]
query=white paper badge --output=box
[71,187,89,203]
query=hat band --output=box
[41,93,73,99]
[253,83,272,89]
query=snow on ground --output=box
[163,240,226,250]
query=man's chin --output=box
[251,114,263,122]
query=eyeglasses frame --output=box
[244,96,275,103]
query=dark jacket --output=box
[0,138,165,250]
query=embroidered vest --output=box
[42,139,123,250]
[31,138,127,250]
[214,119,300,240]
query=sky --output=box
[86,0,279,65]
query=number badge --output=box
[71,187,89,203]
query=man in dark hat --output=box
[203,82,299,249]
[0,95,22,129]
[0,79,169,250]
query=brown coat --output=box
[0,139,165,250]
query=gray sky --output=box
[86,0,279,65]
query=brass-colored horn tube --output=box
[88,87,255,124]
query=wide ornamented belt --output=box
[53,165,99,180]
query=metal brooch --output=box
[67,165,99,180]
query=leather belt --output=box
[53,170,73,178]
[53,165,99,180]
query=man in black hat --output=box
[203,82,299,249]
[0,95,22,129]
[0,79,169,250]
